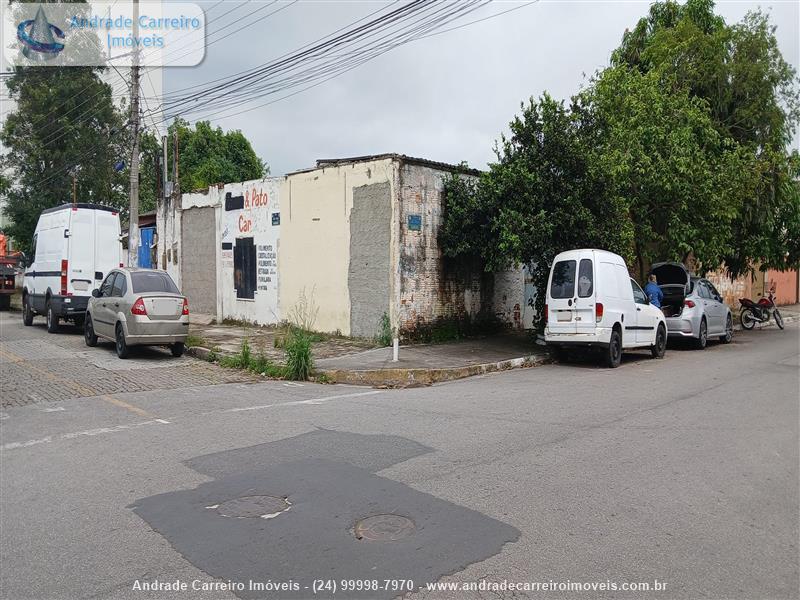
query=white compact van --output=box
[22,203,123,332]
[544,249,667,367]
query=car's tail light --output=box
[595,302,604,322]
[60,259,68,295]
[182,298,189,315]
[131,297,147,315]
[684,300,696,308]
[544,304,548,322]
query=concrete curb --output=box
[187,346,214,361]
[318,353,554,388]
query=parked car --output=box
[649,262,733,349]
[84,268,189,359]
[22,203,123,332]
[545,249,667,368]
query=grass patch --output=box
[217,337,289,378]
[285,329,313,381]
[186,333,207,348]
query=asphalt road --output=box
[1,311,798,600]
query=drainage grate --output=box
[214,496,290,519]
[354,514,416,541]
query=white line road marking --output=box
[42,406,66,413]
[219,390,383,414]
[1,419,171,451]
[282,382,304,387]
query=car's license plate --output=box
[556,311,572,322]
[153,299,177,315]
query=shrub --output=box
[285,330,313,381]
[375,312,392,346]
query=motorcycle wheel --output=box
[774,310,784,330]
[741,309,756,330]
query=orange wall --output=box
[705,267,799,307]
[765,269,799,305]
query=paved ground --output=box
[0,310,798,600]
[316,333,545,371]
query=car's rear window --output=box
[131,271,180,294]
[550,260,576,299]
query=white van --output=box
[544,249,667,367]
[22,203,123,332]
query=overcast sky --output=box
[164,0,799,175]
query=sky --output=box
[161,0,800,176]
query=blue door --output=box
[138,227,154,268]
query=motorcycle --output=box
[739,289,784,330]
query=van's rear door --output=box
[548,258,577,333]
[68,208,95,295]
[574,256,596,334]
[94,210,121,287]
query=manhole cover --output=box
[214,495,290,519]
[354,514,416,541]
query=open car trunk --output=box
[651,262,691,318]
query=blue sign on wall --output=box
[272,212,280,226]
[407,214,422,231]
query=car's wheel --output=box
[719,314,733,343]
[46,300,59,333]
[171,342,185,357]
[651,324,667,359]
[84,314,98,347]
[115,323,129,359]
[694,318,707,349]
[774,310,784,330]
[22,295,33,326]
[604,328,622,368]
[740,309,756,330]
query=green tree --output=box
[613,0,800,273]
[167,119,266,192]
[1,67,126,253]
[440,94,633,331]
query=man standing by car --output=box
[645,274,663,308]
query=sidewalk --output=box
[315,334,550,387]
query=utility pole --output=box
[127,0,141,268]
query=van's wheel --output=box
[719,314,733,343]
[651,324,667,358]
[171,342,185,357]
[115,323,129,359]
[22,295,33,326]
[84,315,98,347]
[46,301,59,333]
[694,318,707,349]
[605,328,622,368]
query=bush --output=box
[375,312,392,346]
[285,330,313,381]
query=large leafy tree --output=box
[1,67,126,253]
[167,119,266,192]
[441,94,633,330]
[613,0,800,274]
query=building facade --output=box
[158,154,527,337]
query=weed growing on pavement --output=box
[285,329,313,381]
[218,337,287,377]
[376,312,392,346]
[186,333,206,348]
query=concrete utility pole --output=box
[127,0,141,268]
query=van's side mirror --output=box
[92,288,101,298]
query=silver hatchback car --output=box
[84,268,190,359]
[650,262,733,349]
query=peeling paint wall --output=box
[396,163,498,333]
[279,158,395,336]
